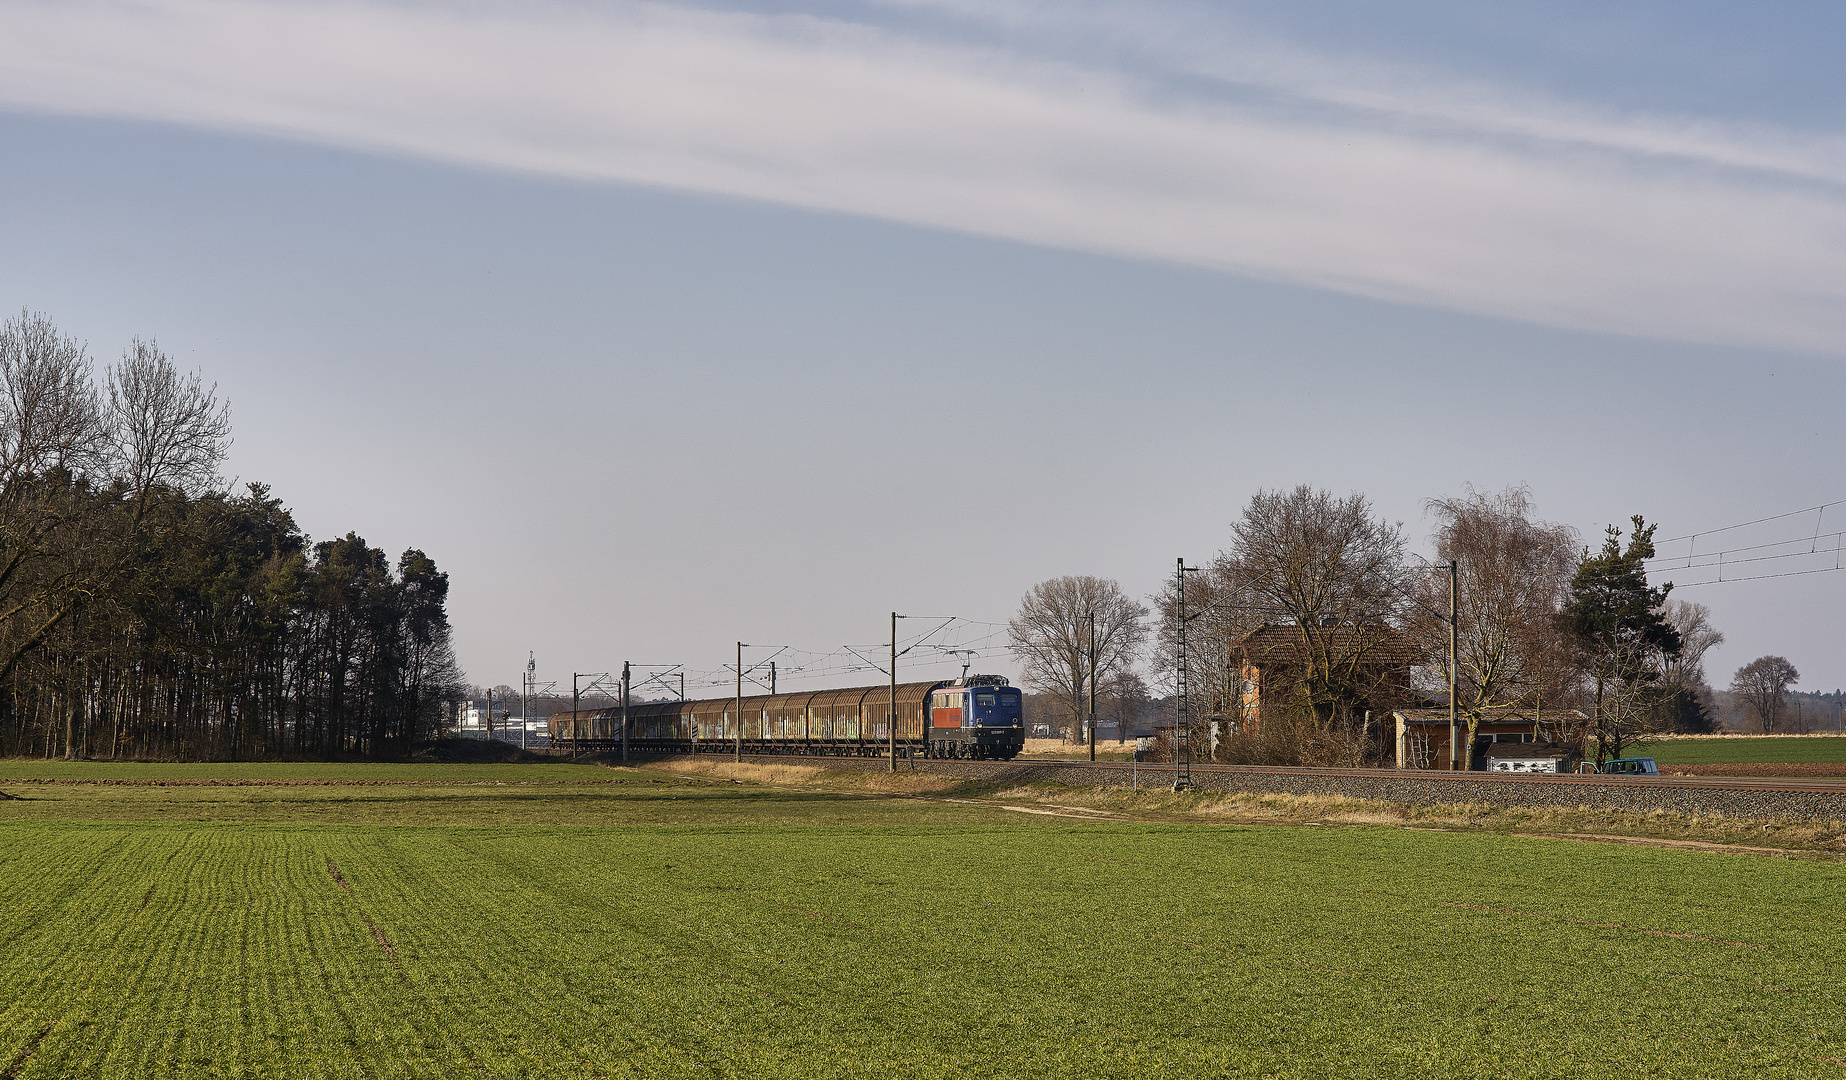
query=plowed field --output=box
[1666,763,1846,777]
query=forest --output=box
[0,311,463,761]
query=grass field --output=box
[0,760,616,782]
[3,762,1846,1078]
[1643,736,1846,765]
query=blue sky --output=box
[2,1,1843,696]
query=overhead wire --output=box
[651,616,1015,697]
[1646,499,1846,586]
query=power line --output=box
[1672,564,1846,587]
[1646,499,1846,586]
[656,617,1013,695]
[1649,537,1845,574]
[1653,499,1846,546]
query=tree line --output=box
[0,311,464,761]
[1010,483,1799,766]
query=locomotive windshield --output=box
[976,694,995,706]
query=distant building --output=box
[453,699,490,732]
[1393,707,1587,770]
[1228,623,1421,734]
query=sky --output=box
[2,0,1843,698]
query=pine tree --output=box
[1561,516,1681,762]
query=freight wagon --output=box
[549,675,1025,760]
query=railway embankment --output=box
[641,753,1846,821]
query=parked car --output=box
[1595,757,1659,776]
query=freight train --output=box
[549,675,1025,760]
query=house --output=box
[1393,707,1587,770]
[451,699,490,735]
[1227,623,1422,734]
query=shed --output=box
[1483,741,1578,774]
[1393,707,1587,770]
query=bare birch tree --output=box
[1407,486,1578,763]
[108,338,232,507]
[1659,600,1723,731]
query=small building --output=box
[1230,623,1421,734]
[1393,707,1587,770]
[451,699,490,734]
[1483,741,1578,773]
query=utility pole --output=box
[1175,559,1185,789]
[484,687,492,742]
[1448,559,1460,771]
[735,641,744,763]
[888,612,898,773]
[522,653,534,752]
[621,661,631,763]
[1174,559,1198,790]
[1088,610,1097,763]
[571,673,581,758]
[769,661,776,696]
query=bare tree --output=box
[0,311,108,684]
[1214,486,1413,740]
[1662,602,1723,685]
[1100,668,1151,743]
[1008,576,1148,736]
[0,310,105,479]
[1658,600,1723,732]
[1150,563,1265,726]
[1732,656,1799,732]
[0,313,233,685]
[108,338,232,507]
[1407,486,1578,765]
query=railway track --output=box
[640,750,1846,819]
[990,759,1846,794]
[647,750,1846,793]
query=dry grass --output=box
[1650,732,1846,740]
[635,758,963,793]
[1017,738,1139,760]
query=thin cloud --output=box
[875,0,1846,185]
[4,0,1844,352]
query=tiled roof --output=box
[1483,741,1578,759]
[1394,707,1587,724]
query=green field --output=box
[0,760,617,783]
[1642,737,1846,764]
[3,764,1845,1078]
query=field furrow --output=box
[3,768,1845,1077]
